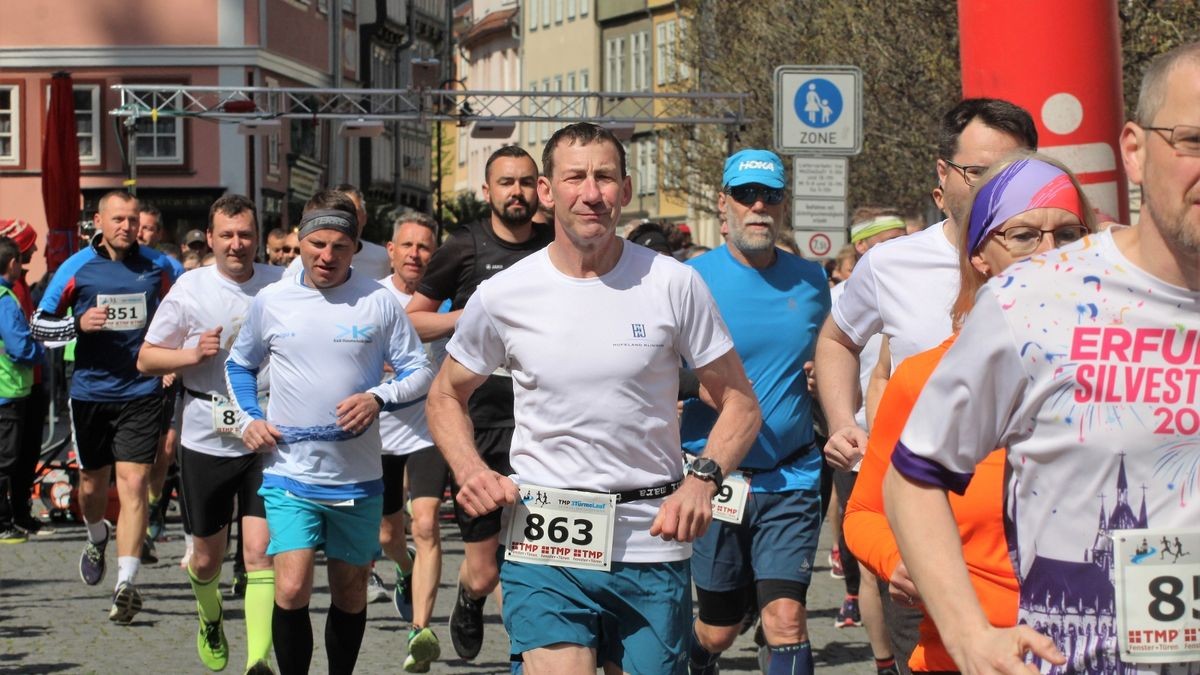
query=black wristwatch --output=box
[370,393,385,409]
[687,457,724,490]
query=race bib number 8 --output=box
[504,484,616,572]
[1113,528,1200,663]
[212,395,240,436]
[97,293,148,331]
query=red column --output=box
[958,1,1128,223]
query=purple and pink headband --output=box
[966,158,1085,254]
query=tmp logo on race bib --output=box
[504,484,616,572]
[1113,528,1200,663]
[96,293,148,331]
[712,471,750,525]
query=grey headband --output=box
[298,209,357,241]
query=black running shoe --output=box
[448,583,485,660]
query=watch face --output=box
[691,458,718,476]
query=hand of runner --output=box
[335,392,381,434]
[650,475,715,542]
[888,561,922,607]
[824,424,868,470]
[455,469,518,517]
[78,305,108,333]
[192,326,222,364]
[947,625,1064,674]
[804,360,817,396]
[242,419,282,452]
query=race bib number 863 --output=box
[504,484,616,572]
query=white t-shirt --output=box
[446,243,734,563]
[831,221,959,368]
[377,275,434,456]
[285,239,393,281]
[143,264,283,457]
[227,271,433,492]
[894,229,1200,673]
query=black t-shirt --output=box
[418,219,554,427]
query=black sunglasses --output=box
[727,184,786,206]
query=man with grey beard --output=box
[682,149,832,675]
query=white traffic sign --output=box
[775,66,862,155]
[793,228,848,260]
[793,199,847,230]
[793,157,849,199]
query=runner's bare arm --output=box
[815,316,869,469]
[864,336,892,429]
[137,327,222,376]
[652,348,760,543]
[405,292,462,342]
[427,355,518,517]
[884,465,1064,673]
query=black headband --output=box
[298,209,357,241]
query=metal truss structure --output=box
[108,84,751,128]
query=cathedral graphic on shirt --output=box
[1017,454,1200,674]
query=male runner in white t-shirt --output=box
[815,99,1038,668]
[374,210,447,673]
[226,200,434,675]
[886,41,1200,674]
[138,194,282,674]
[427,122,761,675]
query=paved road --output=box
[0,513,874,674]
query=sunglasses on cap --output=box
[726,184,786,206]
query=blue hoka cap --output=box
[722,149,786,189]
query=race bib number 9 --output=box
[504,484,616,572]
[1113,528,1200,663]
[712,471,750,524]
[97,293,148,331]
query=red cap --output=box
[0,219,37,254]
[677,224,691,235]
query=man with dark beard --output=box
[405,144,550,661]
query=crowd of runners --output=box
[0,40,1198,675]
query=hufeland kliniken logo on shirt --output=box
[333,323,376,343]
[611,322,663,349]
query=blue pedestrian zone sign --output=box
[774,65,862,155]
[795,78,842,128]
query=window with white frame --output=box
[529,0,538,30]
[542,0,550,27]
[632,31,650,91]
[661,138,679,189]
[555,0,563,23]
[0,86,19,166]
[457,124,467,165]
[133,90,184,164]
[553,74,563,132]
[580,0,587,16]
[636,137,657,195]
[565,72,576,117]
[656,21,677,85]
[605,37,626,92]
[580,69,589,92]
[567,0,575,20]
[677,17,690,79]
[53,84,102,165]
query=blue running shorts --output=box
[500,558,690,674]
[259,486,383,565]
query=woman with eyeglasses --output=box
[842,152,1098,674]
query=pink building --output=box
[0,0,379,280]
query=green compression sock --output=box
[187,568,223,624]
[244,569,276,668]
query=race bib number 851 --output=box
[1113,528,1200,664]
[97,293,148,331]
[504,484,616,572]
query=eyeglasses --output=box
[942,158,989,187]
[991,224,1090,256]
[726,185,786,206]
[279,246,298,254]
[1141,124,1200,156]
